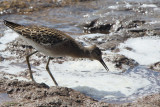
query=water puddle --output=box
[0,93,13,104]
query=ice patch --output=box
[118,36,160,65]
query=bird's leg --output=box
[46,57,58,86]
[26,51,38,82]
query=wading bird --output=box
[4,20,109,86]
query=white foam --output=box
[0,29,19,50]
[108,5,119,9]
[0,30,160,103]
[1,29,18,44]
[118,36,160,65]
[147,20,160,24]
[1,58,159,102]
[125,3,132,8]
[83,14,90,18]
[141,4,157,8]
[154,7,160,11]
[79,33,106,39]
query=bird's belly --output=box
[20,36,63,57]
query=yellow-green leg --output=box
[46,57,58,86]
[26,51,38,82]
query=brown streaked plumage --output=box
[4,20,109,86]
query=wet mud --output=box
[0,78,159,107]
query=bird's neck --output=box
[68,41,92,59]
[69,45,91,58]
[80,47,91,58]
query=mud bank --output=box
[0,78,159,107]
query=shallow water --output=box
[0,93,13,104]
[0,0,160,34]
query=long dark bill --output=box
[99,59,109,71]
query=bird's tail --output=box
[3,20,22,30]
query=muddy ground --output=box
[0,78,159,107]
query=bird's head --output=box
[88,45,109,71]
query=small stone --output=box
[7,88,14,94]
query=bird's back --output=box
[4,20,84,57]
[4,20,76,46]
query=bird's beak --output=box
[99,59,109,71]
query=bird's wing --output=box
[21,26,71,46]
[4,20,72,46]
